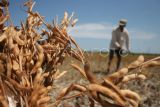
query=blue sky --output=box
[9,0,160,53]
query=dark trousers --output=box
[108,48,122,71]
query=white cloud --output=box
[68,23,114,39]
[74,23,113,30]
[129,30,156,40]
[68,22,157,40]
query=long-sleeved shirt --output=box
[110,27,129,51]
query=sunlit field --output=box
[57,52,160,107]
[0,0,160,107]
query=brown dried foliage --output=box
[0,1,160,107]
[56,56,160,107]
[0,0,83,107]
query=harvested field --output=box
[55,53,160,107]
[0,0,160,107]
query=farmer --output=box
[107,19,130,72]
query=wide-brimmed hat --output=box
[119,19,127,26]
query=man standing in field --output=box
[107,19,130,72]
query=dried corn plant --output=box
[0,0,84,107]
[55,55,160,107]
